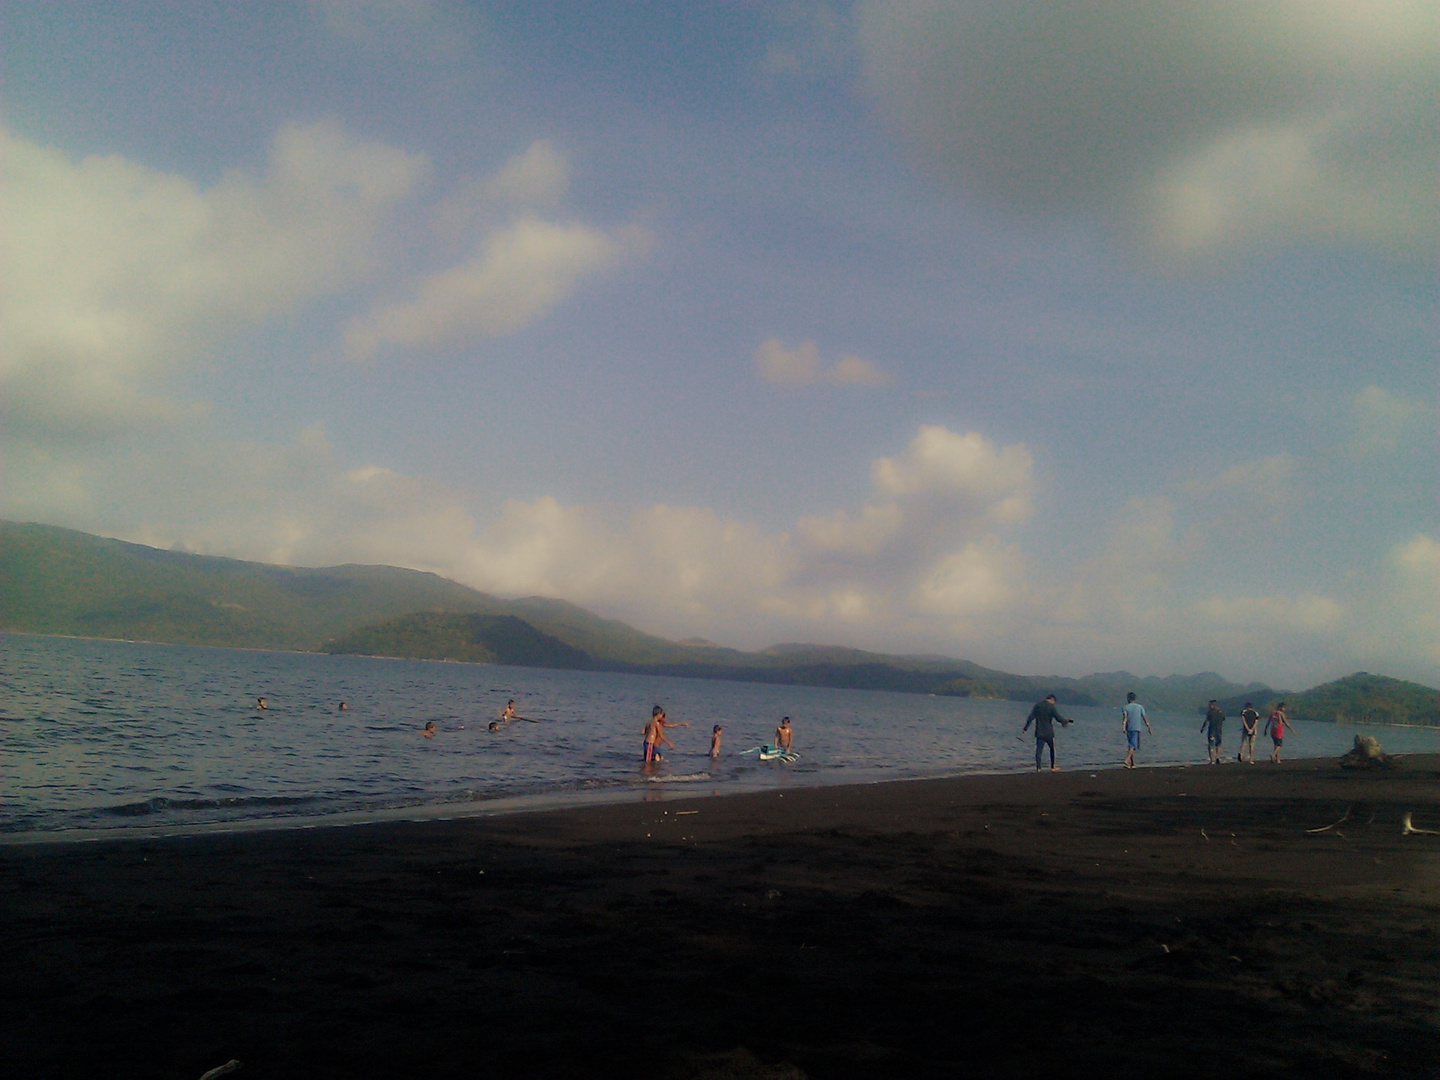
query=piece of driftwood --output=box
[1306,808,1351,834]
[1339,734,1398,769]
[199,1061,242,1080]
[1402,814,1438,836]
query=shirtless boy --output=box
[709,725,723,757]
[643,706,675,763]
[775,716,793,751]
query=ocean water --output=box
[2,633,1436,842]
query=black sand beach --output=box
[5,756,1440,1079]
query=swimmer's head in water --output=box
[424,721,435,732]
[488,721,500,731]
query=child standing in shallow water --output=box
[709,725,723,757]
[643,705,674,763]
[775,716,793,752]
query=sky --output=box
[1,1,1435,688]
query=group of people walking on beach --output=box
[1202,699,1291,764]
[1023,692,1293,771]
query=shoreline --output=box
[5,754,1440,1078]
[4,747,1420,849]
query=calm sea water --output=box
[3,633,1436,842]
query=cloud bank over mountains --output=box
[1,3,1433,688]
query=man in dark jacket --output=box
[1202,700,1226,764]
[1022,693,1072,772]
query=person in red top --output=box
[1264,702,1291,763]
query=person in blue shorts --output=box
[1120,692,1152,769]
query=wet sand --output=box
[4,755,1440,1079]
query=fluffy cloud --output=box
[2,422,1033,647]
[1,126,641,443]
[343,217,630,358]
[857,1,1438,260]
[1348,384,1434,458]
[0,122,427,442]
[457,426,1033,635]
[431,140,570,231]
[910,540,1023,617]
[6,402,1435,683]
[344,138,644,360]
[872,425,1032,513]
[753,338,892,387]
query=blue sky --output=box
[2,1,1435,686]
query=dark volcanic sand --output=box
[4,756,1440,1079]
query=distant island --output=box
[3,520,1434,722]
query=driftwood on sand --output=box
[1338,733,1398,769]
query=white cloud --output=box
[455,426,1033,634]
[857,1,1439,260]
[0,122,428,443]
[343,217,630,358]
[911,541,1021,617]
[432,141,571,233]
[3,421,1034,647]
[872,425,1032,516]
[796,503,901,557]
[753,338,892,387]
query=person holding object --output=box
[1023,694,1071,772]
[1237,702,1260,763]
[1202,700,1226,764]
[1120,691,1152,770]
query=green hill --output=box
[2,519,1288,712]
[328,613,589,669]
[1277,673,1440,727]
[0,520,514,650]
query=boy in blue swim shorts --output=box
[1121,692,1152,769]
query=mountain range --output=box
[3,520,1434,722]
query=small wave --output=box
[642,772,715,784]
[103,794,318,817]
